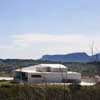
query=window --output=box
[31,75,42,78]
[46,67,51,72]
[15,72,28,81]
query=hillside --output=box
[41,52,100,63]
[0,59,100,76]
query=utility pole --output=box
[90,41,94,62]
[59,64,66,100]
[91,41,94,57]
[19,66,22,83]
[90,41,99,62]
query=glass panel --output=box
[15,72,28,81]
[31,75,42,78]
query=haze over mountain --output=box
[41,52,100,63]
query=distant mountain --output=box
[41,52,100,63]
[91,54,100,62]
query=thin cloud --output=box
[0,33,100,59]
[12,33,86,46]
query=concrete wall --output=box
[28,72,67,83]
[14,71,81,84]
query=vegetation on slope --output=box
[0,59,100,76]
[0,84,100,100]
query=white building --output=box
[14,64,81,84]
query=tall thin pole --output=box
[59,63,66,100]
[95,47,99,62]
[91,41,94,57]
[90,41,100,62]
[44,68,47,100]
[63,64,67,100]
[19,66,22,84]
[41,65,47,100]
[89,41,94,62]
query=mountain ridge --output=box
[41,52,100,62]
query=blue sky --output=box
[0,0,100,59]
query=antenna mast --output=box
[91,41,94,57]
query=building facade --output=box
[14,64,81,84]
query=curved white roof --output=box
[15,64,67,73]
[37,64,67,68]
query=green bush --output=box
[0,84,100,100]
